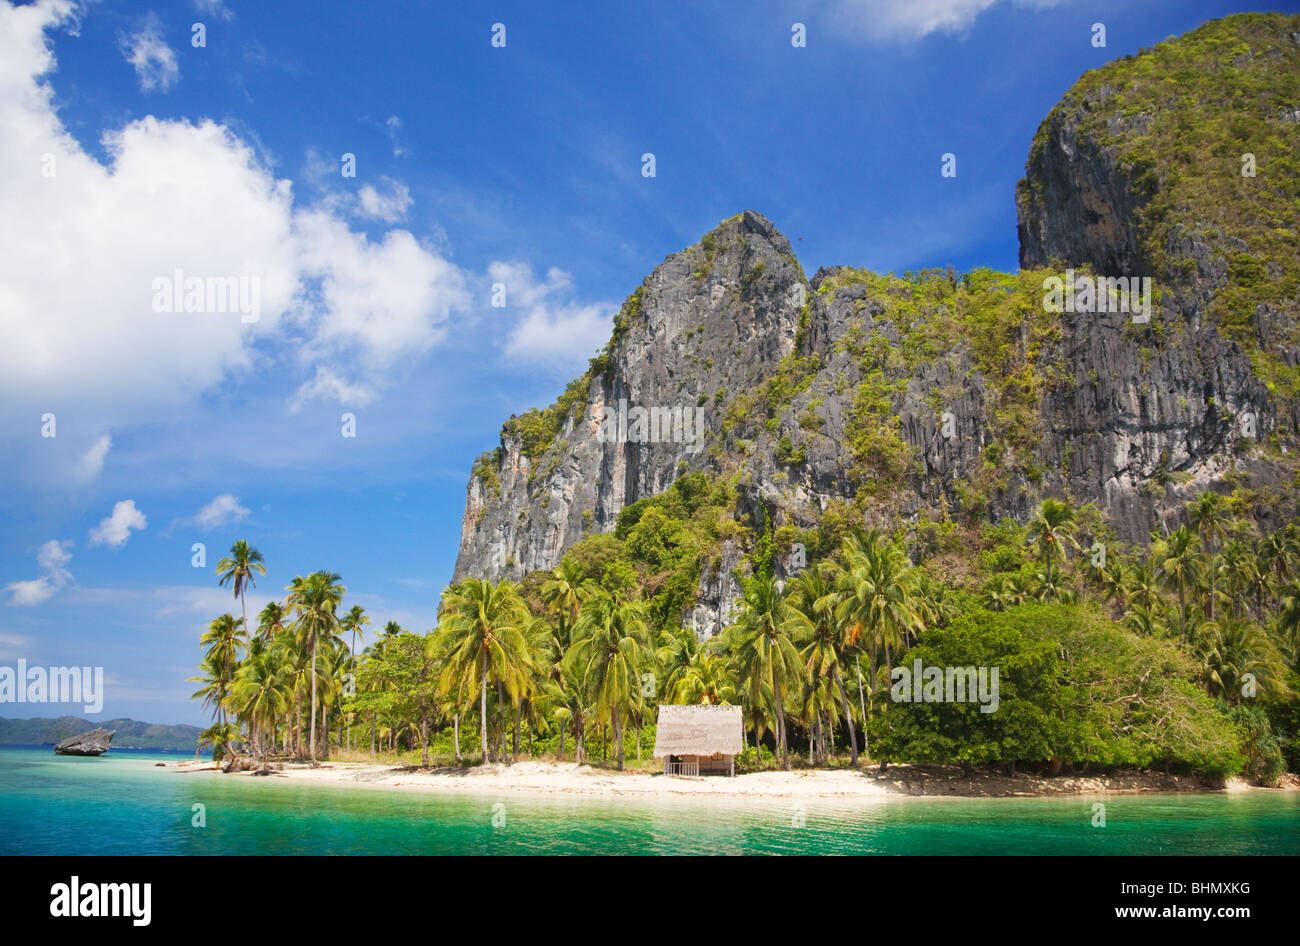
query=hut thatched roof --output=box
[652,704,743,758]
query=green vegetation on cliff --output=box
[1024,12,1300,400]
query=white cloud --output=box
[830,0,1063,42]
[292,210,469,368]
[0,0,473,484]
[193,0,234,22]
[385,115,408,158]
[5,539,73,606]
[193,493,250,530]
[356,178,412,224]
[290,365,377,413]
[0,631,29,658]
[78,434,112,482]
[118,13,179,92]
[89,499,147,548]
[493,262,613,371]
[504,302,613,370]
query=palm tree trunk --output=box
[835,669,859,765]
[453,713,462,763]
[614,707,624,771]
[309,635,319,763]
[479,652,489,763]
[773,672,789,770]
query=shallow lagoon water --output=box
[2,747,1297,855]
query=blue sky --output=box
[1,0,1291,726]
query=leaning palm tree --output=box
[1025,498,1079,588]
[197,613,248,735]
[286,570,346,762]
[728,574,801,770]
[435,578,532,763]
[216,541,267,649]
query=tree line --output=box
[189,491,1300,780]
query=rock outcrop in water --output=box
[455,13,1300,636]
[54,728,115,756]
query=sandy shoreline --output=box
[165,758,1299,800]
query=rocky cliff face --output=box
[455,210,806,583]
[455,14,1300,634]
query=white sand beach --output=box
[167,758,1287,800]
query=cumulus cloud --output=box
[0,0,473,485]
[89,499,147,548]
[118,13,179,92]
[5,539,73,606]
[356,178,412,224]
[193,493,250,530]
[504,303,613,370]
[493,262,613,372]
[830,0,1063,42]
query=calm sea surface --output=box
[2,746,1297,855]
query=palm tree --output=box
[341,605,370,658]
[1154,526,1202,633]
[1124,563,1161,612]
[339,605,369,748]
[567,594,647,771]
[788,563,861,764]
[1187,492,1228,618]
[1192,617,1288,703]
[833,529,924,720]
[665,648,736,706]
[230,645,291,759]
[216,541,267,650]
[435,578,531,763]
[728,574,801,770]
[1025,498,1079,588]
[542,559,594,646]
[982,575,1015,612]
[196,613,248,738]
[286,570,346,762]
[256,600,287,641]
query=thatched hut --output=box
[653,704,743,776]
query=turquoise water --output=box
[2,746,1298,855]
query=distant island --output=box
[0,716,203,753]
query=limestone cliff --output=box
[454,13,1300,635]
